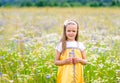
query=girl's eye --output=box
[67,30,71,32]
[67,30,76,32]
[72,30,76,32]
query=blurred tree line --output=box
[0,0,120,7]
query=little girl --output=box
[55,19,87,83]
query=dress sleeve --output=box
[55,42,62,53]
[78,42,85,51]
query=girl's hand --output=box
[73,57,87,65]
[72,57,80,64]
[64,57,73,64]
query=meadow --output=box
[0,7,120,83]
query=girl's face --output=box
[66,24,77,41]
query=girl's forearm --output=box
[79,58,87,65]
[54,60,65,66]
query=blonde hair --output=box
[60,19,79,53]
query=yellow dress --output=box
[57,48,84,83]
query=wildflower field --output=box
[0,7,120,83]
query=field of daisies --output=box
[0,7,120,83]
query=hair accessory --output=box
[64,20,77,26]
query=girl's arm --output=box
[80,51,88,65]
[73,51,88,65]
[54,50,73,66]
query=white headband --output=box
[64,20,77,26]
